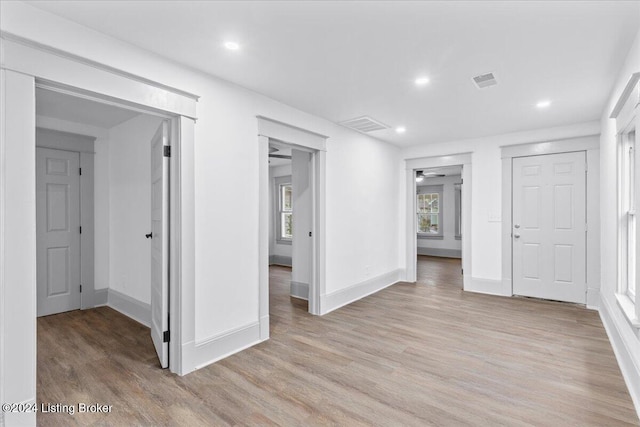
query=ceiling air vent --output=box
[339,116,390,133]
[472,72,498,89]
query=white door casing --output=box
[512,151,586,303]
[150,121,170,368]
[36,147,81,316]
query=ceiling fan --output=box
[416,170,445,182]
[269,146,291,160]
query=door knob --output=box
[514,224,520,229]
[145,233,153,239]
[513,233,521,238]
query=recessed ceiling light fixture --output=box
[224,41,240,51]
[415,76,430,86]
[395,126,406,134]
[536,100,551,109]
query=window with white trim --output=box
[417,185,443,238]
[275,176,292,243]
[620,128,636,301]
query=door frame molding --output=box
[404,153,473,289]
[500,135,600,307]
[1,50,198,425]
[257,116,327,337]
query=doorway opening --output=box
[267,139,314,318]
[404,153,472,290]
[257,116,327,340]
[34,86,174,369]
[414,166,463,288]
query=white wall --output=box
[105,114,163,304]
[0,1,402,369]
[269,164,292,259]
[599,28,640,415]
[417,175,462,254]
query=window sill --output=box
[615,293,640,329]
[276,239,292,245]
[417,234,444,240]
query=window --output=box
[417,185,443,238]
[275,176,292,243]
[620,128,636,301]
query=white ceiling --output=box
[36,88,140,129]
[27,1,640,146]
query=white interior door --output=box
[291,149,313,300]
[150,121,169,368]
[512,151,586,303]
[36,148,81,316]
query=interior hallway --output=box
[36,259,638,426]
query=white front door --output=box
[150,121,170,368]
[36,147,81,316]
[512,151,586,303]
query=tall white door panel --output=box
[512,151,586,303]
[36,148,81,316]
[150,121,169,368]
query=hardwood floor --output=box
[37,257,638,426]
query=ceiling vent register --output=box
[472,72,498,89]
[339,116,390,133]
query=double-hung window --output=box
[417,185,443,238]
[620,128,637,301]
[275,176,293,243]
[612,73,640,326]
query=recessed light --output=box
[396,126,406,134]
[536,100,551,109]
[224,41,240,51]
[415,76,430,86]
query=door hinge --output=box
[79,226,82,234]
[163,146,171,157]
[80,284,82,293]
[79,167,82,176]
[163,330,170,343]
[461,268,464,275]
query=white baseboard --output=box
[259,315,269,340]
[290,281,309,300]
[321,269,402,315]
[586,288,600,310]
[269,255,292,267]
[94,288,108,306]
[599,296,640,419]
[417,247,462,258]
[189,322,261,372]
[466,277,510,296]
[107,289,151,328]
[587,288,600,310]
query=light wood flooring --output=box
[37,255,639,426]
